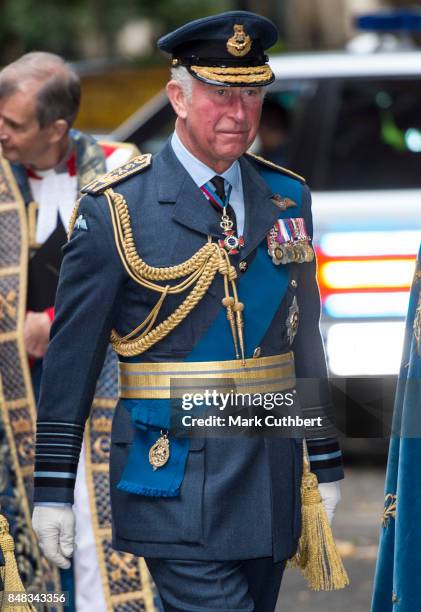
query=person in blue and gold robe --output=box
[371,245,421,611]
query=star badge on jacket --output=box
[286,296,299,344]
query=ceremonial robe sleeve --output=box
[33,194,125,504]
[291,185,344,483]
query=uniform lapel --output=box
[239,155,281,261]
[155,141,221,240]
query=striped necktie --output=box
[210,175,227,205]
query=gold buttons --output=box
[253,347,261,358]
[239,261,248,273]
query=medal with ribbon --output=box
[201,176,244,255]
[267,217,314,265]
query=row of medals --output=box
[267,227,314,266]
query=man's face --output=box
[175,79,263,171]
[0,85,54,166]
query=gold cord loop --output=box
[105,188,245,360]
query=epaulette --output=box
[246,152,306,184]
[81,153,152,195]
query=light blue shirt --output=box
[171,130,245,235]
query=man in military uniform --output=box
[32,13,343,611]
[0,53,156,611]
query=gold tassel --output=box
[288,451,349,591]
[0,513,35,611]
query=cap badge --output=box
[226,24,252,57]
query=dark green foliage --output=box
[0,0,230,63]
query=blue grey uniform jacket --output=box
[34,141,343,562]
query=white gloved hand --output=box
[318,481,341,525]
[32,506,75,569]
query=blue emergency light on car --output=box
[356,10,421,32]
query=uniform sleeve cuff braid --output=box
[34,420,83,503]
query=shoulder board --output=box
[81,153,152,195]
[246,152,306,184]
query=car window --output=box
[323,78,421,190]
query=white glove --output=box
[318,481,341,525]
[32,506,75,569]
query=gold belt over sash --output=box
[119,352,295,399]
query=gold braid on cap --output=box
[104,189,245,360]
[190,64,273,84]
